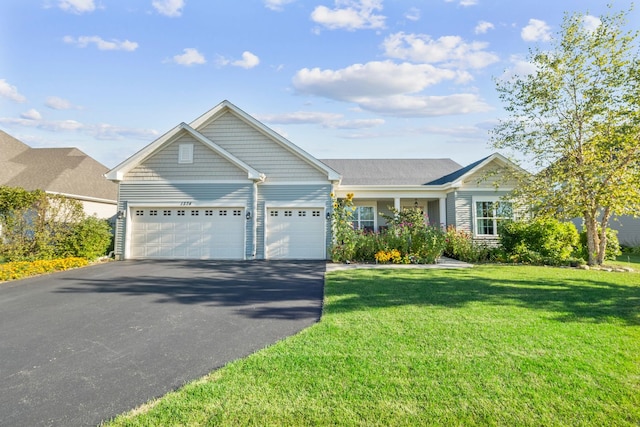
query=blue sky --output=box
[1,0,638,168]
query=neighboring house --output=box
[106,100,522,260]
[0,130,118,219]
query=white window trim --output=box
[471,196,512,237]
[178,143,194,164]
[351,203,376,231]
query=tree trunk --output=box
[583,212,599,266]
[596,207,611,265]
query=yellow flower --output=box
[346,193,354,201]
[330,192,335,198]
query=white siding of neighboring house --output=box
[124,133,248,181]
[197,111,328,182]
[80,200,117,219]
[610,216,640,247]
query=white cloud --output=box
[475,20,494,34]
[293,61,468,101]
[152,0,185,17]
[356,93,491,117]
[232,51,260,69]
[311,0,385,31]
[0,79,27,103]
[499,54,537,81]
[521,19,552,42]
[582,15,601,33]
[264,0,296,11]
[256,111,384,129]
[21,109,42,120]
[45,96,82,110]
[405,7,420,21]
[172,48,206,66]
[382,32,499,69]
[0,116,159,140]
[63,35,138,51]
[292,61,491,116]
[58,0,95,14]
[445,0,477,5]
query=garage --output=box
[129,207,245,259]
[266,208,326,259]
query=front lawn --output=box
[107,266,640,426]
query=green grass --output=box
[107,266,640,426]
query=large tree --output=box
[491,6,640,266]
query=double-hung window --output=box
[351,206,375,232]
[474,199,512,236]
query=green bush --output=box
[499,218,579,265]
[578,227,622,261]
[443,226,494,263]
[58,216,113,260]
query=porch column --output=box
[439,197,447,229]
[394,198,401,211]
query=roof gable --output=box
[106,122,264,182]
[190,100,341,182]
[427,153,523,187]
[0,132,117,201]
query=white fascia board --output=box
[189,100,342,182]
[334,185,450,199]
[105,123,187,182]
[45,191,117,204]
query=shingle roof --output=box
[319,158,463,185]
[425,155,491,185]
[0,130,117,201]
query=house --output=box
[106,100,523,260]
[0,130,118,219]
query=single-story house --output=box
[106,100,527,260]
[0,130,118,219]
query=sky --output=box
[1,0,638,169]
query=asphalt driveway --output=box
[0,260,326,427]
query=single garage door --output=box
[130,207,245,259]
[266,208,325,259]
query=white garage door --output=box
[130,207,245,259]
[266,208,325,259]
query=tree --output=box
[491,6,640,265]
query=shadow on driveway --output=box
[0,260,325,427]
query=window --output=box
[178,144,194,164]
[177,210,185,216]
[298,210,306,217]
[163,210,171,216]
[219,210,227,216]
[475,201,512,236]
[233,210,242,216]
[351,206,374,232]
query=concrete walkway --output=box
[326,256,473,271]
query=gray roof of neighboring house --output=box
[319,158,464,185]
[0,130,117,201]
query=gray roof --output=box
[0,130,117,201]
[320,158,464,185]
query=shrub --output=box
[498,218,579,265]
[0,257,89,282]
[58,216,113,260]
[443,226,493,263]
[577,227,622,261]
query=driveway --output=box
[0,260,325,427]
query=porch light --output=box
[117,210,125,220]
[326,211,331,220]
[246,211,251,220]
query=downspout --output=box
[251,179,259,260]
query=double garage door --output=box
[129,207,325,260]
[130,207,245,259]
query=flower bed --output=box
[0,257,89,282]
